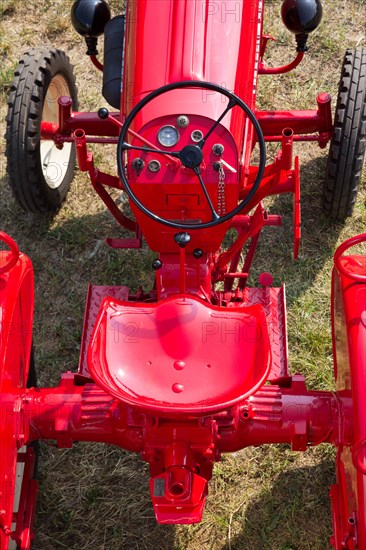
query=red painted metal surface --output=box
[126,111,238,253]
[79,283,289,382]
[0,231,20,274]
[293,156,301,259]
[22,371,352,524]
[123,0,262,115]
[36,0,334,269]
[0,235,36,549]
[2,0,364,543]
[243,286,289,380]
[259,50,305,74]
[79,285,129,377]
[87,294,271,415]
[256,92,332,140]
[13,448,38,549]
[334,234,366,283]
[330,234,366,549]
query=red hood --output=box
[122,0,263,121]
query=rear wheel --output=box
[323,48,366,220]
[331,240,366,548]
[6,48,78,212]
[11,348,38,550]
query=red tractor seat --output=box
[87,295,271,415]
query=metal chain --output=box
[218,162,226,216]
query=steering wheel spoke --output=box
[121,142,180,158]
[198,98,237,148]
[193,167,219,221]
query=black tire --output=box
[323,48,366,220]
[6,48,78,213]
[27,346,39,478]
[27,345,37,388]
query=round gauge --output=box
[148,160,161,172]
[157,125,179,147]
[191,129,204,142]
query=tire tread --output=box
[6,48,78,213]
[323,48,366,219]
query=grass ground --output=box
[0,1,365,549]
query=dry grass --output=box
[0,1,365,549]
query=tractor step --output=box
[242,285,288,380]
[78,284,129,377]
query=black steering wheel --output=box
[117,81,266,230]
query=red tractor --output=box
[1,0,365,548]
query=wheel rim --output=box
[40,74,73,190]
[334,233,366,282]
[8,447,27,550]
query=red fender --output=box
[331,234,366,549]
[0,232,36,550]
[0,232,34,388]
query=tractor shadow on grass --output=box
[0,154,350,317]
[0,153,356,550]
[1,176,175,549]
[221,458,335,550]
[0,175,57,245]
[34,444,176,550]
[248,155,348,307]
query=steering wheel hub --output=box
[179,145,203,168]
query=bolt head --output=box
[212,143,224,156]
[193,248,203,258]
[98,107,109,120]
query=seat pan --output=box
[87,295,271,415]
